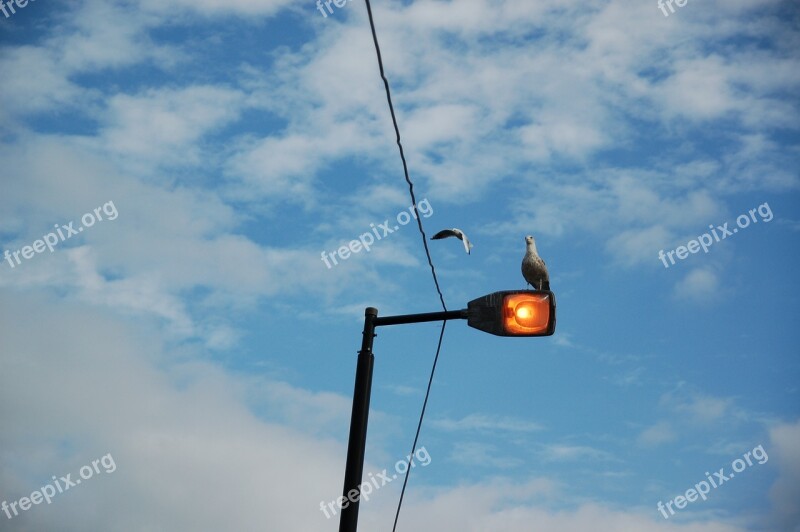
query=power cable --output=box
[362,1,448,529]
[362,0,446,312]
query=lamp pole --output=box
[339,307,468,532]
[339,307,377,532]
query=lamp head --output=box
[467,290,556,337]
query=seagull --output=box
[521,235,549,290]
[431,228,473,254]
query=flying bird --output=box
[431,228,473,254]
[521,235,549,290]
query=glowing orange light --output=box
[503,293,550,335]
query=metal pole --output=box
[339,307,378,532]
[339,306,468,531]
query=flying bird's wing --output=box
[431,228,472,254]
[460,232,473,254]
[431,229,459,240]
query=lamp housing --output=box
[467,290,556,337]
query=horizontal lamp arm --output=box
[373,309,468,327]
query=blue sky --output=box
[1,0,799,530]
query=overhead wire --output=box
[362,0,445,312]
[361,0,448,529]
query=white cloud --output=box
[654,55,738,121]
[432,413,543,433]
[0,291,346,531]
[0,45,85,119]
[100,85,245,171]
[638,421,677,447]
[767,420,800,530]
[641,387,740,448]
[450,442,524,469]
[390,490,746,532]
[659,387,733,425]
[138,0,297,17]
[608,225,672,267]
[673,268,722,302]
[0,134,403,344]
[540,444,614,463]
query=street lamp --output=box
[338,289,556,532]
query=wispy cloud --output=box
[539,444,615,463]
[638,421,677,447]
[432,414,544,433]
